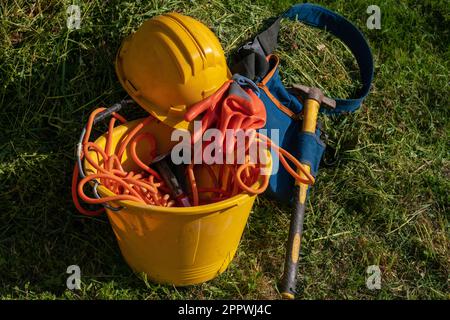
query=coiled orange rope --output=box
[72,107,314,215]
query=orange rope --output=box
[72,107,314,215]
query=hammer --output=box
[279,84,336,299]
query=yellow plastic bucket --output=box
[84,118,260,286]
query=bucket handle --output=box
[76,99,134,212]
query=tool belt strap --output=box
[231,3,374,114]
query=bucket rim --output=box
[96,184,255,215]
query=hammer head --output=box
[291,84,336,109]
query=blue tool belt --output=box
[231,3,374,202]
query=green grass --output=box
[0,0,448,299]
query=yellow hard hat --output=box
[116,13,231,130]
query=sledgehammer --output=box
[279,85,335,299]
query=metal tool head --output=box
[150,152,170,165]
[290,84,336,109]
[150,152,191,207]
